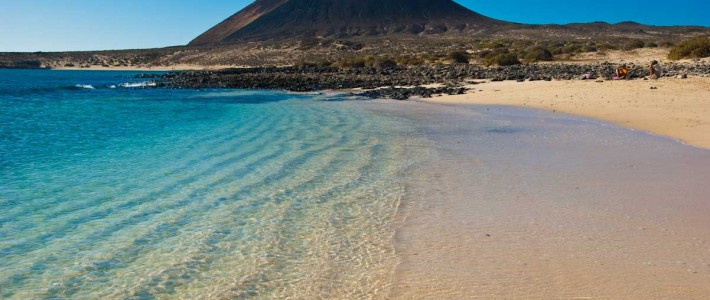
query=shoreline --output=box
[18,64,710,150]
[6,66,707,149]
[421,77,710,149]
[375,101,710,298]
[144,59,710,151]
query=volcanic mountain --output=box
[189,0,507,45]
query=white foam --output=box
[75,84,95,90]
[119,81,157,88]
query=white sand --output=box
[426,77,710,149]
[370,101,710,299]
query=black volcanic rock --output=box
[189,0,506,45]
[151,62,710,99]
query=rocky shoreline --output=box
[150,61,710,99]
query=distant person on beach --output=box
[615,64,629,79]
[649,60,663,79]
[579,72,596,80]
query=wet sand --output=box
[427,77,710,149]
[369,101,710,299]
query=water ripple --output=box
[1,77,419,299]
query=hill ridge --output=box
[190,0,290,46]
[189,0,506,45]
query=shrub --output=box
[448,51,470,64]
[645,41,658,48]
[668,37,710,60]
[482,41,507,49]
[549,47,563,55]
[511,40,534,49]
[561,44,583,54]
[582,45,598,53]
[622,40,645,51]
[374,57,397,68]
[417,53,437,64]
[478,48,505,58]
[395,56,424,66]
[318,60,334,67]
[484,53,521,66]
[338,56,366,68]
[363,55,377,67]
[477,49,493,59]
[597,43,619,51]
[523,46,554,62]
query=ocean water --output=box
[0,70,427,299]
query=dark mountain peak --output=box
[616,21,642,26]
[189,0,506,45]
[190,0,289,46]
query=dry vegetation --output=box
[1,35,709,69]
[668,37,710,60]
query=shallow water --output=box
[5,70,709,299]
[0,70,428,299]
[372,101,710,299]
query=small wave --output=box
[74,84,95,90]
[119,81,157,88]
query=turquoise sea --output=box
[0,70,427,299]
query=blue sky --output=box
[1,0,709,52]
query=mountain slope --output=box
[189,0,507,45]
[190,0,290,46]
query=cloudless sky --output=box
[1,0,709,52]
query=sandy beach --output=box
[373,101,710,299]
[424,76,710,149]
[386,76,710,298]
[357,55,710,297]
